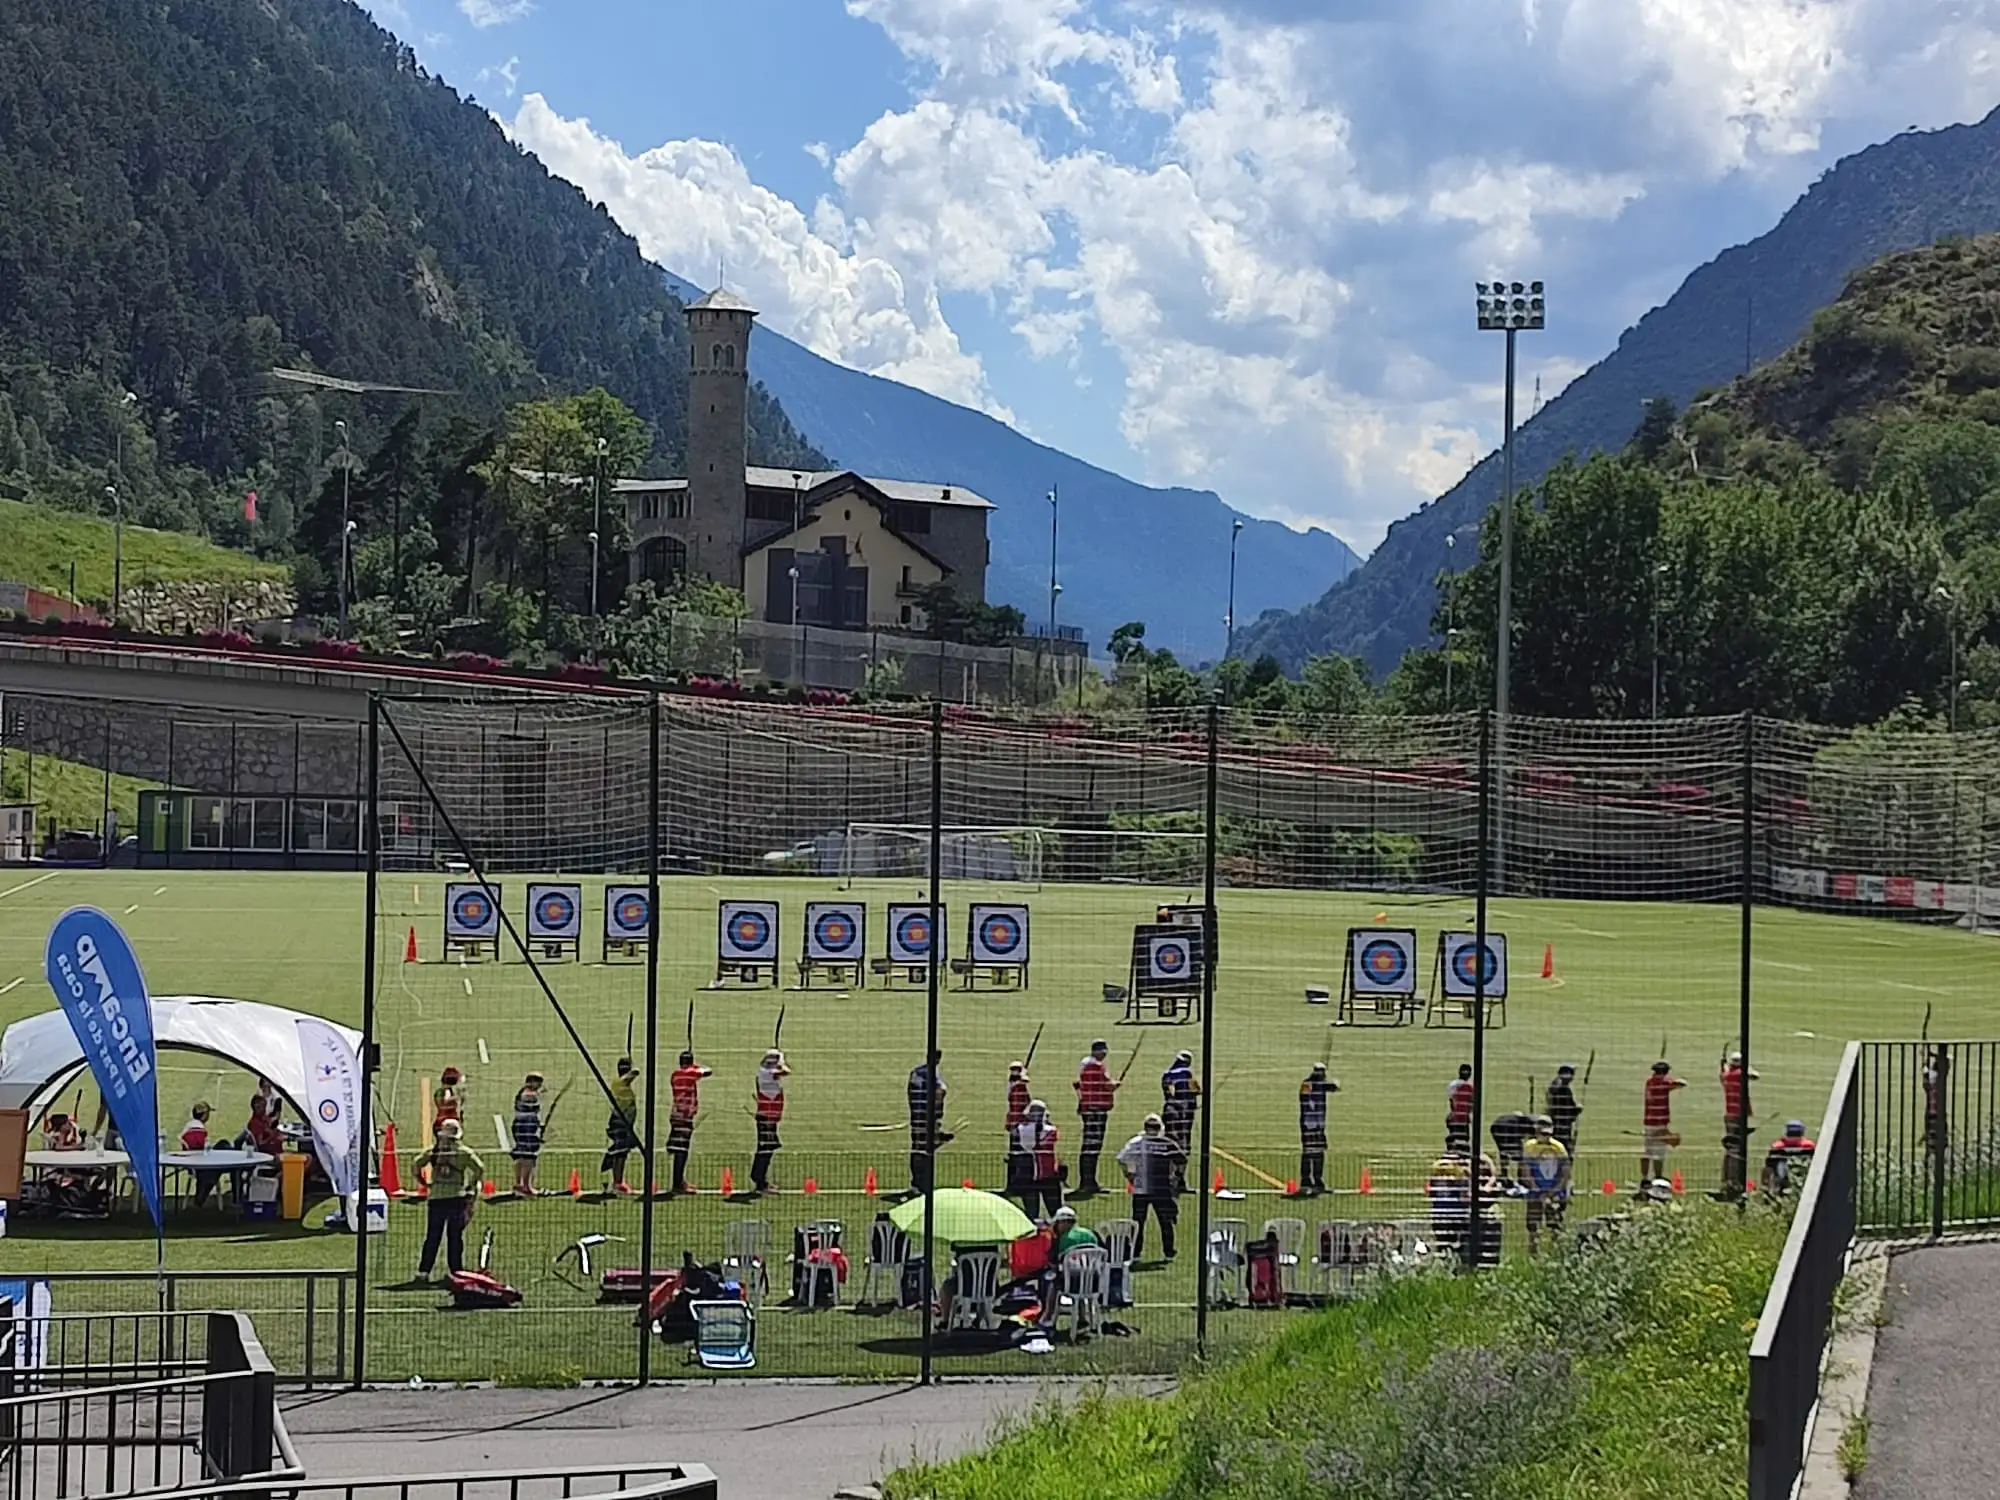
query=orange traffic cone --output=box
[802,1177,818,1194]
[1358,1167,1374,1195]
[1601,1179,1616,1196]
[404,927,419,964]
[863,1166,878,1196]
[1671,1170,1684,1195]
[1125,1178,1134,1194]
[568,1168,582,1198]
[481,1180,495,1199]
[1211,1167,1225,1194]
[961,1178,976,1189]
[1541,944,1555,979]
[380,1123,403,1197]
[719,1167,734,1197]
[1285,1178,1300,1197]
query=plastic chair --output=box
[689,1301,755,1370]
[722,1219,770,1309]
[1056,1245,1110,1339]
[1206,1218,1247,1306]
[859,1216,911,1307]
[1094,1218,1139,1306]
[1261,1217,1306,1295]
[1309,1221,1345,1295]
[947,1248,1001,1332]
[793,1220,843,1310]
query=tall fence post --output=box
[1931,1041,1948,1241]
[1467,708,1491,1268]
[639,693,661,1383]
[1738,709,1755,1202]
[1195,697,1220,1356]
[920,700,943,1386]
[353,695,379,1389]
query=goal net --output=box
[838,822,1210,890]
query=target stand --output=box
[951,904,1030,991]
[870,904,944,988]
[797,901,866,989]
[1336,927,1421,1026]
[714,900,781,988]
[1425,931,1509,1029]
[443,881,503,961]
[601,885,653,962]
[525,883,584,962]
[1124,922,1204,1025]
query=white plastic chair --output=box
[794,1220,843,1310]
[947,1248,1001,1332]
[1206,1218,1247,1307]
[858,1217,911,1307]
[1056,1245,1110,1339]
[1261,1217,1306,1296]
[1309,1220,1345,1295]
[689,1301,755,1370]
[722,1219,770,1309]
[1094,1218,1139,1306]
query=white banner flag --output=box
[296,1018,361,1201]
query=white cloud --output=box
[459,0,531,29]
[475,56,520,99]
[502,0,2000,550]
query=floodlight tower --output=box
[1475,278,1545,893]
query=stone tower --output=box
[684,288,758,588]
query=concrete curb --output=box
[1798,1243,1890,1499]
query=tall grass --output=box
[0,497,282,605]
[886,1200,1788,1500]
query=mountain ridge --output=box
[1237,106,2000,676]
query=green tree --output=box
[1296,652,1373,718]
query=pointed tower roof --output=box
[688,287,758,316]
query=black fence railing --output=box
[1858,1040,2000,1237]
[131,1463,719,1500]
[1748,1041,1859,1500]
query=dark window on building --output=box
[641,493,660,521]
[889,503,931,534]
[748,489,800,523]
[641,537,687,584]
[668,492,688,519]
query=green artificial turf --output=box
[0,867,1987,1381]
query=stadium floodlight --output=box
[1474,278,1546,893]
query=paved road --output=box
[281,1380,1172,1500]
[1855,1241,2000,1499]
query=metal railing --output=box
[0,1308,302,1500]
[1747,1041,1859,1500]
[128,1465,717,1500]
[23,1272,351,1388]
[1858,1040,2000,1237]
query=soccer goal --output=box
[838,822,1208,891]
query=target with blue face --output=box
[1349,928,1417,995]
[444,882,501,939]
[719,902,778,960]
[606,888,651,938]
[887,904,942,964]
[806,902,865,960]
[971,904,1029,965]
[527,883,583,940]
[1441,932,1509,997]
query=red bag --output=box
[446,1270,521,1309]
[1246,1240,1282,1308]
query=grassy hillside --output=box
[0,751,159,837]
[887,1201,1788,1500]
[0,498,284,609]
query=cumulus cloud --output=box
[506,0,2000,549]
[458,0,530,28]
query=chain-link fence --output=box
[2,694,1995,1384]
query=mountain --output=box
[1238,107,2000,678]
[661,276,1359,657]
[0,0,818,539]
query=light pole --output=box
[1652,561,1669,720]
[106,485,123,624]
[1443,531,1458,709]
[1937,584,1959,730]
[334,419,352,635]
[591,436,608,628]
[1446,628,1459,712]
[1048,486,1060,635]
[1476,278,1545,893]
[1225,519,1244,659]
[113,389,136,483]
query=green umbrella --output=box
[888,1188,1033,1246]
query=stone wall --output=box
[0,694,363,795]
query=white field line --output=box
[152,887,168,897]
[1883,980,1951,996]
[477,1038,490,1065]
[0,978,22,997]
[462,977,474,997]
[1759,960,1813,972]
[123,904,140,915]
[0,873,59,900]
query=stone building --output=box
[626,289,992,630]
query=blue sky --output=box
[362,0,2000,554]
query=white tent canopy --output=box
[0,997,361,1120]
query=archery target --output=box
[1147,932,1195,983]
[1441,932,1508,998]
[805,901,866,961]
[887,904,943,964]
[718,901,779,962]
[605,886,652,940]
[527,883,583,941]
[970,904,1030,966]
[444,882,502,940]
[1349,929,1417,996]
